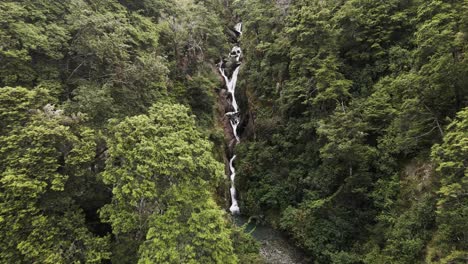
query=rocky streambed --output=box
[234,217,310,264]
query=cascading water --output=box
[234,22,242,35]
[219,22,243,214]
[229,155,239,213]
[220,20,308,264]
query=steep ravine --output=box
[218,21,243,214]
[217,21,308,264]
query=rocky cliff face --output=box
[217,87,237,157]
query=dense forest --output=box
[0,0,259,263]
[0,0,466,263]
[234,0,467,263]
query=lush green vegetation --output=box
[1,0,467,263]
[0,0,259,263]
[234,0,467,263]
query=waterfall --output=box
[219,22,243,214]
[234,22,242,35]
[229,155,240,213]
[219,66,240,113]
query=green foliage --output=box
[0,0,261,262]
[230,224,264,264]
[0,87,110,263]
[0,86,53,135]
[1,0,227,126]
[0,1,70,86]
[236,0,468,262]
[101,102,237,262]
[428,107,468,263]
[5,0,466,262]
[138,186,237,264]
[101,102,223,232]
[64,0,169,118]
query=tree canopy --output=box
[1,0,467,263]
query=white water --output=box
[230,46,242,62]
[230,115,240,142]
[226,21,308,263]
[234,22,242,35]
[219,22,243,214]
[219,66,240,112]
[229,155,240,214]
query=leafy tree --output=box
[428,107,468,263]
[0,1,70,87]
[100,102,234,262]
[0,87,110,263]
[138,186,237,264]
[65,0,169,118]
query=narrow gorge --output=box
[218,22,243,215]
[217,20,308,264]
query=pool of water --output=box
[233,216,310,264]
